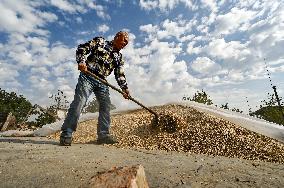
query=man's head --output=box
[113,31,129,51]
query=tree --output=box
[33,106,57,127]
[250,92,284,125]
[0,88,33,124]
[83,97,116,113]
[34,90,69,127]
[49,89,69,110]
[188,90,213,105]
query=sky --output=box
[0,0,283,114]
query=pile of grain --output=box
[50,104,284,163]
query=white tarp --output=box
[0,113,99,137]
[32,112,100,136]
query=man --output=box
[60,31,130,146]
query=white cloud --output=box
[119,35,199,108]
[0,61,20,84]
[186,41,202,54]
[50,0,80,13]
[47,44,75,66]
[179,34,195,42]
[147,40,183,84]
[237,0,263,9]
[198,24,210,34]
[188,38,251,65]
[30,67,50,78]
[190,57,221,75]
[213,7,256,35]
[247,2,284,62]
[11,50,34,66]
[160,19,193,39]
[91,4,111,20]
[51,61,77,78]
[27,36,49,49]
[1,0,283,113]
[269,58,284,66]
[139,0,194,11]
[140,18,196,42]
[0,0,77,107]
[180,0,194,9]
[140,24,158,33]
[49,0,110,20]
[1,32,74,67]
[139,0,159,10]
[188,1,284,87]
[201,0,218,12]
[0,0,56,35]
[38,11,58,23]
[204,39,251,60]
[227,70,245,81]
[28,75,55,95]
[132,2,284,103]
[157,0,179,10]
[98,24,110,33]
[76,17,83,23]
[207,87,262,113]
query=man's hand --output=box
[78,62,87,72]
[122,89,130,99]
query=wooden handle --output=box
[85,71,158,118]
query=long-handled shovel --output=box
[85,70,159,123]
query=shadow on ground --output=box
[0,137,59,145]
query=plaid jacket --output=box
[76,37,128,90]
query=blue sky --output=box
[0,0,283,113]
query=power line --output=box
[264,58,273,87]
[245,96,252,114]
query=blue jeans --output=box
[61,72,111,139]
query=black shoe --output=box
[59,136,72,146]
[97,135,118,145]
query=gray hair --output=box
[115,31,129,38]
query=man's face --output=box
[113,32,129,51]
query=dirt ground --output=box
[0,137,283,188]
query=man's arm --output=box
[76,39,97,72]
[114,58,130,99]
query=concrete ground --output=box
[0,137,283,188]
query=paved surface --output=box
[1,137,284,188]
